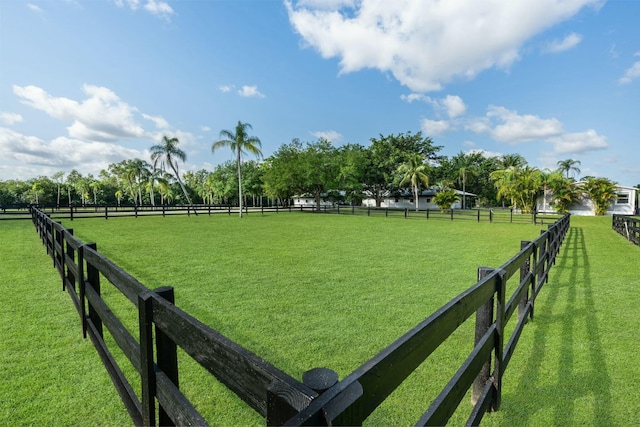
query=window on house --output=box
[395,198,399,203]
[426,197,432,203]
[410,198,414,203]
[616,192,630,204]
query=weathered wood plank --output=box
[86,319,143,426]
[416,324,496,426]
[83,245,147,305]
[156,371,209,426]
[287,273,497,426]
[149,294,316,418]
[85,284,141,373]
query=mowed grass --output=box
[0,220,132,427]
[61,212,541,425]
[3,213,638,426]
[484,215,640,427]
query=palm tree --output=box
[212,121,263,218]
[557,159,581,179]
[458,166,476,209]
[150,136,194,208]
[397,154,430,211]
[583,177,618,215]
[51,171,65,208]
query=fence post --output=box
[489,210,493,223]
[426,208,430,220]
[135,205,138,218]
[510,208,513,223]
[493,269,506,411]
[472,267,494,406]
[65,229,75,294]
[404,208,407,218]
[85,243,102,339]
[139,291,156,427]
[477,209,480,223]
[70,205,74,221]
[518,241,531,322]
[154,286,177,427]
[450,209,454,221]
[104,205,108,220]
[352,205,355,215]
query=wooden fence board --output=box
[83,246,147,305]
[149,294,316,418]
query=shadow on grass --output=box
[501,226,613,426]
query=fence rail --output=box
[29,206,570,426]
[612,214,640,247]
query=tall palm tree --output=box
[397,154,430,211]
[557,159,581,179]
[458,166,476,209]
[212,121,262,218]
[150,136,194,208]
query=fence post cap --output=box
[303,367,338,393]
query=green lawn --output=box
[2,213,638,426]
[0,220,132,427]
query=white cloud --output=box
[619,58,640,84]
[478,106,564,143]
[13,84,149,142]
[27,3,44,14]
[421,119,450,136]
[543,32,582,54]
[219,85,234,93]
[200,125,211,132]
[468,105,609,155]
[286,0,602,92]
[238,85,265,98]
[311,130,343,141]
[400,93,428,103]
[142,113,170,129]
[0,127,146,178]
[548,129,608,154]
[441,95,466,119]
[144,0,173,20]
[0,112,23,125]
[114,0,173,20]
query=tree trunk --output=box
[237,147,243,218]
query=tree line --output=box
[1,122,630,216]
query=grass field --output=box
[2,213,638,426]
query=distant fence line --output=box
[612,214,640,247]
[3,203,561,225]
[30,206,570,426]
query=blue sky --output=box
[1,0,639,186]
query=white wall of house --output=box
[362,195,454,210]
[292,196,333,208]
[536,185,638,216]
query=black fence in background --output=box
[612,214,640,247]
[3,203,561,225]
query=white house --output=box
[362,188,477,210]
[537,184,638,216]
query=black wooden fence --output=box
[309,205,560,225]
[612,214,640,247]
[5,203,560,226]
[30,206,570,426]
